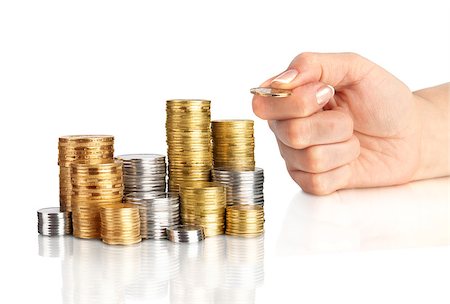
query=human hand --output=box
[252,52,449,195]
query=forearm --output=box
[413,83,450,180]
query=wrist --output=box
[412,88,450,181]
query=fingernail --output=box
[271,69,298,84]
[316,85,335,105]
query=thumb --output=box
[270,52,375,89]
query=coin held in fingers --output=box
[250,87,292,98]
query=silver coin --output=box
[37,207,72,236]
[250,87,292,97]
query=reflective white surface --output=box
[29,177,450,304]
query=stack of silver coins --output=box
[117,154,167,196]
[37,207,72,236]
[125,192,180,239]
[166,225,205,243]
[212,168,264,206]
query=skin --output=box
[252,52,450,195]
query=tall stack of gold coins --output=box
[58,135,114,212]
[211,120,255,169]
[179,182,226,237]
[166,100,212,191]
[100,203,141,245]
[225,205,264,237]
[71,160,123,239]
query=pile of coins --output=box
[100,203,141,245]
[225,205,264,237]
[117,154,167,196]
[37,207,72,236]
[71,160,123,239]
[179,182,226,237]
[211,120,255,169]
[58,135,114,212]
[125,192,180,239]
[166,99,213,191]
[212,167,264,206]
[166,225,205,243]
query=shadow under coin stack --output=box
[58,135,114,212]
[166,100,212,191]
[117,154,167,196]
[71,160,123,239]
[125,192,180,239]
[179,182,226,237]
[100,203,141,245]
[210,120,265,237]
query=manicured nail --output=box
[271,69,298,84]
[316,85,335,105]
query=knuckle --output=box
[282,120,310,149]
[291,52,318,68]
[304,146,324,173]
[308,173,329,195]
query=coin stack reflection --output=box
[170,236,225,303]
[58,135,114,212]
[117,154,167,196]
[212,167,264,206]
[179,182,226,237]
[225,205,264,237]
[125,192,180,239]
[125,240,178,301]
[166,100,212,191]
[71,160,123,239]
[100,203,141,245]
[212,120,255,169]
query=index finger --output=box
[252,82,335,120]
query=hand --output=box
[252,52,449,195]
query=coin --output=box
[212,120,255,170]
[58,135,115,212]
[212,167,264,206]
[71,160,123,239]
[179,182,226,237]
[166,100,212,191]
[37,207,72,236]
[125,192,180,240]
[117,154,167,196]
[250,87,292,97]
[166,225,205,243]
[100,203,142,245]
[225,205,264,237]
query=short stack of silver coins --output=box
[166,225,205,243]
[117,154,167,196]
[212,168,264,206]
[37,207,72,236]
[125,192,180,239]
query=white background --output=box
[0,0,449,303]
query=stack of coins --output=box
[58,135,114,212]
[117,154,167,196]
[179,182,226,237]
[37,207,72,236]
[212,167,264,206]
[71,160,123,239]
[225,205,264,237]
[166,100,212,191]
[211,120,255,169]
[166,225,205,243]
[100,203,141,245]
[125,192,180,239]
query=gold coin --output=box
[250,87,292,97]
